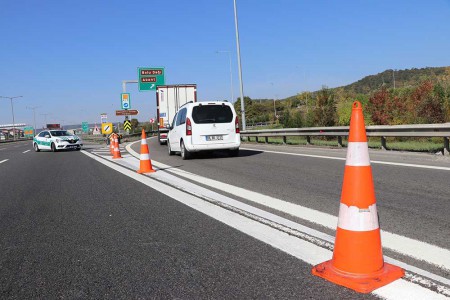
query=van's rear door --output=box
[191,104,236,145]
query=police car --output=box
[33,130,83,152]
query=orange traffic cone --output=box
[137,129,155,173]
[110,135,114,155]
[112,133,122,159]
[311,101,404,293]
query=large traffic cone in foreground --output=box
[112,133,122,159]
[311,101,404,293]
[137,129,155,173]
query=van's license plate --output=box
[206,135,223,141]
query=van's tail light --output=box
[186,117,192,136]
[235,116,240,133]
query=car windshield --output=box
[192,105,233,124]
[50,131,71,137]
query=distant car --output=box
[33,130,83,152]
[167,101,240,159]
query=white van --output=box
[167,101,240,159]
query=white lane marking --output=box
[82,149,447,300]
[0,159,8,164]
[126,141,450,271]
[105,148,450,287]
[22,150,30,153]
[240,147,450,171]
[0,148,5,151]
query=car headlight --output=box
[56,139,63,143]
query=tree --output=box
[313,87,337,127]
[368,88,391,125]
[130,118,139,132]
[418,83,445,123]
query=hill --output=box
[336,66,450,95]
[235,66,450,127]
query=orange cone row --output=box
[311,101,404,293]
[108,130,155,174]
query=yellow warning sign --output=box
[101,122,113,135]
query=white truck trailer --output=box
[156,84,197,144]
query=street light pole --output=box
[233,0,246,130]
[40,113,51,129]
[216,50,234,103]
[0,96,23,141]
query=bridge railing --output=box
[240,123,450,155]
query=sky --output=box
[1,0,450,128]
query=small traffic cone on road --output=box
[137,129,155,173]
[311,101,404,293]
[112,133,122,159]
[110,135,114,155]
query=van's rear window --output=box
[192,105,233,124]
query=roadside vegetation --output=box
[233,66,450,153]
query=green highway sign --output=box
[138,67,165,91]
[24,126,34,137]
[82,122,89,133]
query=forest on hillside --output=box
[233,67,450,128]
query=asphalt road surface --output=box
[131,139,450,250]
[0,141,382,299]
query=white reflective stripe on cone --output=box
[346,142,370,166]
[140,153,150,160]
[141,139,147,145]
[337,203,379,231]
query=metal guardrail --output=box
[241,123,450,155]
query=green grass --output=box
[244,136,446,153]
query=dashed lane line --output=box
[0,159,8,164]
[22,150,30,153]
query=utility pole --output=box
[0,96,23,141]
[393,69,396,90]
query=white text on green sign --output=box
[138,67,165,91]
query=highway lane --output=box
[0,142,378,299]
[0,141,31,161]
[129,139,450,262]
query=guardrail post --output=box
[265,136,268,143]
[444,137,450,156]
[381,136,387,150]
[283,136,287,144]
[338,136,343,147]
[256,136,259,143]
[306,135,311,145]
